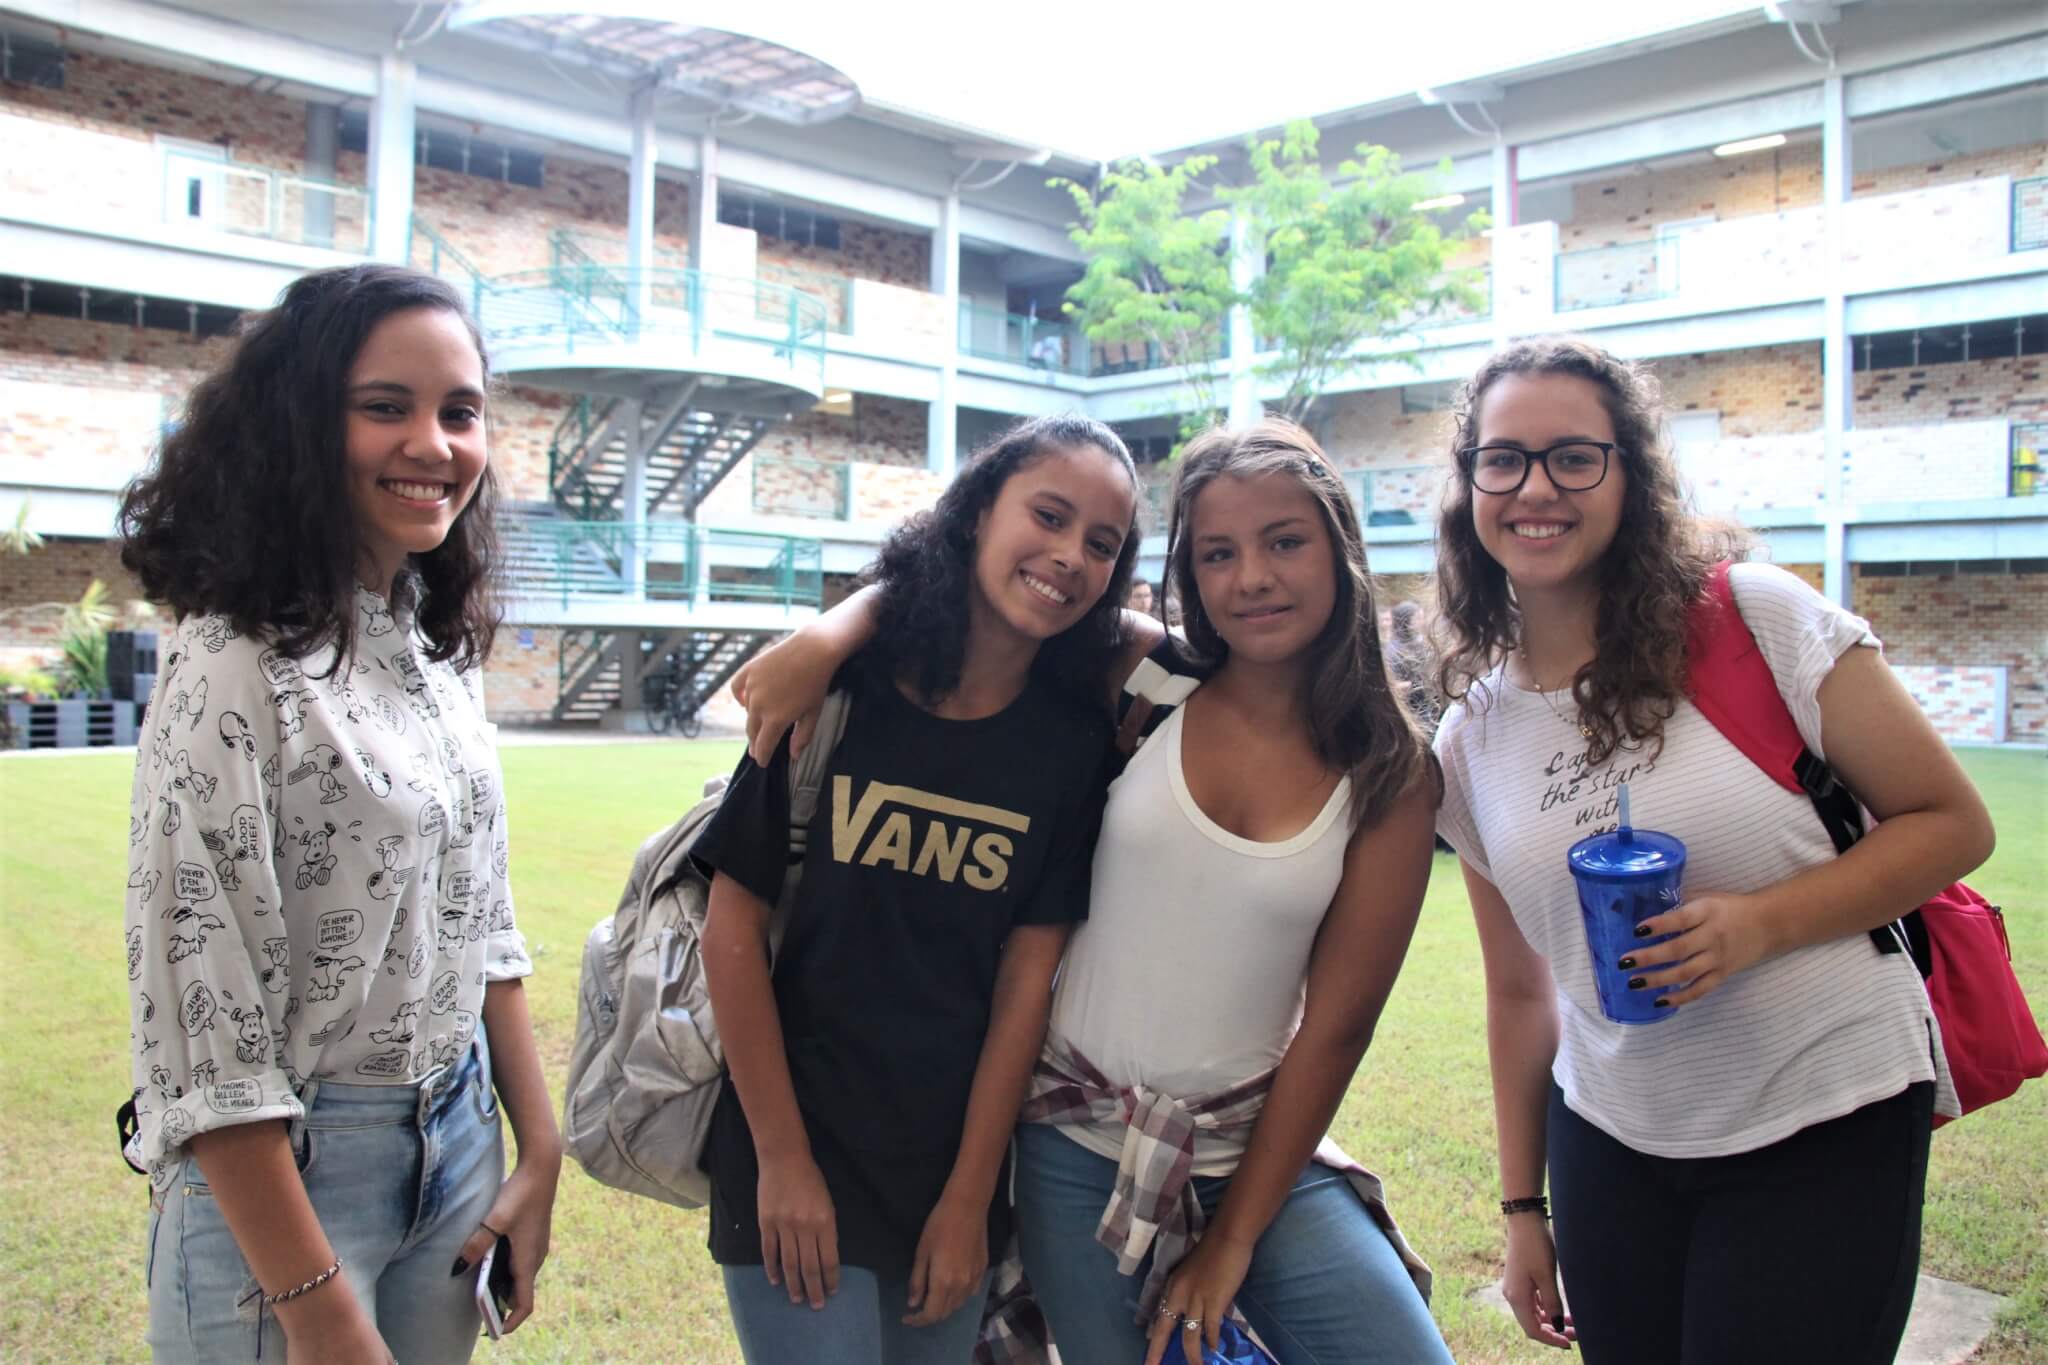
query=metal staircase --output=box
[547,391,776,522]
[553,627,773,725]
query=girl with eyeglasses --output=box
[1430,336,1994,1364]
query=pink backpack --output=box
[1684,562,2046,1125]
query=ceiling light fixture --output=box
[1713,133,1788,157]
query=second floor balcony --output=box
[3,110,368,256]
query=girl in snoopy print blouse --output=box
[119,264,556,1365]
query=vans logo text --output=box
[830,777,1030,891]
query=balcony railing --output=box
[759,263,856,335]
[958,301,1091,375]
[2017,177,2048,252]
[159,147,367,253]
[752,455,851,519]
[1555,239,1673,312]
[2014,422,2046,497]
[502,518,824,610]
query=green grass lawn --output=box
[3,745,2041,1363]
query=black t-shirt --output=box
[690,656,1109,1275]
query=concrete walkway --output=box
[1475,1274,2008,1363]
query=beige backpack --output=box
[561,692,849,1207]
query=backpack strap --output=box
[1683,562,1920,969]
[788,689,851,853]
[1114,638,1205,757]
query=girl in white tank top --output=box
[731,420,1451,1365]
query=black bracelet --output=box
[1500,1195,1550,1218]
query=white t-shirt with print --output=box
[125,585,531,1171]
[1433,561,1954,1159]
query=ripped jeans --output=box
[145,1036,503,1364]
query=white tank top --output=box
[1047,701,1353,1174]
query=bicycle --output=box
[641,670,705,738]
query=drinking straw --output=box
[1618,781,1632,835]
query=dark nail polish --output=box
[1552,1314,1566,1333]
[1617,956,1636,970]
[1627,976,1645,990]
[1634,923,1651,937]
[450,1258,470,1277]
[1654,998,1672,1008]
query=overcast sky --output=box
[716,0,1767,159]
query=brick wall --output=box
[760,221,931,291]
[0,536,149,650]
[2,49,310,175]
[1651,345,1823,435]
[401,152,692,278]
[1560,142,1823,250]
[1854,355,2048,427]
[488,385,570,504]
[1854,140,2048,199]
[481,624,563,722]
[1856,569,2045,741]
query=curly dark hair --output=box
[118,264,502,675]
[1431,336,1751,766]
[866,414,1140,714]
[1166,419,1438,830]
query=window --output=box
[0,274,243,338]
[336,109,544,188]
[718,192,841,250]
[1,30,64,88]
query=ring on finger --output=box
[1182,1317,1203,1332]
[1154,1304,1182,1322]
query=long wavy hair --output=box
[867,414,1140,714]
[1166,419,1437,829]
[1432,336,1750,766]
[119,265,502,675]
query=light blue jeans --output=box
[145,1036,503,1364]
[722,1263,993,1365]
[1013,1124,1452,1365]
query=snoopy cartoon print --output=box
[305,953,366,1004]
[389,651,440,718]
[167,676,209,732]
[369,1001,420,1047]
[218,711,258,762]
[287,743,349,805]
[228,1004,269,1064]
[162,903,227,964]
[366,835,414,901]
[193,617,235,654]
[259,937,292,995]
[360,596,397,638]
[169,750,218,804]
[270,688,315,739]
[295,821,339,890]
[355,746,392,798]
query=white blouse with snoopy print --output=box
[124,583,531,1172]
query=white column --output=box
[928,191,961,478]
[618,400,648,595]
[1226,212,1261,425]
[367,53,416,265]
[1490,143,1516,348]
[625,85,658,331]
[688,131,718,276]
[304,103,338,249]
[1820,76,1853,607]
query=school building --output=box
[0,1,2042,740]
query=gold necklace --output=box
[1519,649,1595,740]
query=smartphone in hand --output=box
[474,1234,514,1339]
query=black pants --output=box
[1547,1081,1933,1365]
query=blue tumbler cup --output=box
[1567,824,1688,1025]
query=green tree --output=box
[1052,155,1236,432]
[1057,120,1485,437]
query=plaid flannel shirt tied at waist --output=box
[974,1039,1432,1365]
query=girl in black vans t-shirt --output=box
[692,415,1140,1365]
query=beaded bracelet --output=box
[1500,1195,1551,1218]
[262,1257,345,1307]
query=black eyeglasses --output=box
[1459,442,1616,495]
